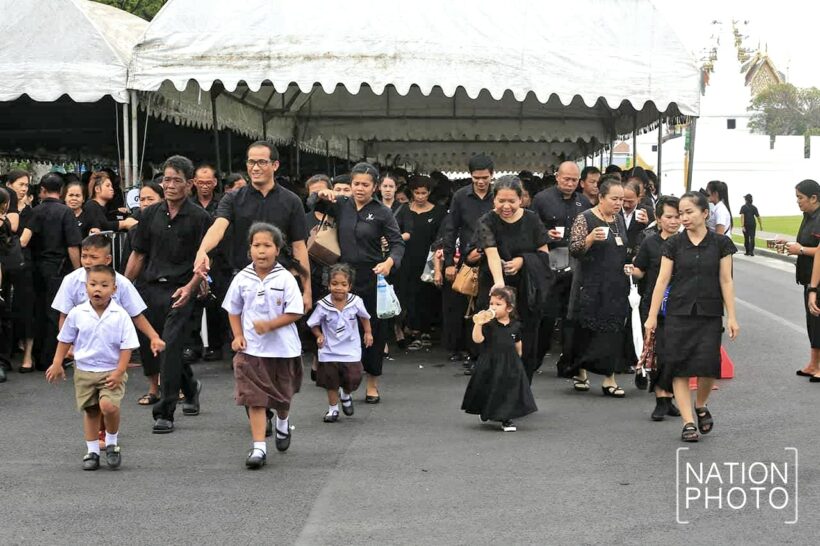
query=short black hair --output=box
[162,155,194,180]
[306,174,331,190]
[408,175,433,192]
[194,162,218,177]
[247,141,280,161]
[82,233,113,253]
[468,153,494,174]
[39,173,64,194]
[604,164,622,174]
[581,166,601,181]
[224,173,246,189]
[655,195,680,218]
[141,181,165,200]
[332,174,352,186]
[87,264,116,281]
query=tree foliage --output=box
[94,0,167,20]
[748,83,820,136]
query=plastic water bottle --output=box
[376,274,389,318]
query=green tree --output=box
[749,83,820,157]
[94,0,167,20]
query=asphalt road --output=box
[1,252,817,545]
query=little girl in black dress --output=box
[461,287,537,431]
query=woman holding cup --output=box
[568,178,630,396]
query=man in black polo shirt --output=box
[440,154,494,368]
[20,173,82,369]
[125,156,212,434]
[194,141,311,311]
[531,161,591,370]
[185,162,230,363]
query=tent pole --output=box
[656,116,663,193]
[210,89,222,176]
[130,91,139,187]
[122,102,130,187]
[226,131,232,174]
[631,114,637,170]
[294,123,301,181]
[685,117,697,192]
[326,140,330,174]
[346,138,351,169]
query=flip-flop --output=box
[796,369,816,377]
[572,377,590,392]
[138,393,160,405]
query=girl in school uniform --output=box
[461,286,537,432]
[307,264,373,422]
[644,191,739,443]
[223,222,305,469]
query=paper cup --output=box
[555,226,565,237]
[599,226,610,238]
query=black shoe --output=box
[651,397,669,421]
[365,393,380,404]
[341,398,354,416]
[0,367,6,383]
[464,363,475,376]
[152,418,174,434]
[396,338,409,350]
[667,400,681,417]
[202,348,223,362]
[18,364,35,374]
[246,449,267,469]
[182,348,201,364]
[83,452,100,470]
[323,410,339,423]
[448,352,465,362]
[182,380,202,416]
[105,445,122,469]
[0,358,11,372]
[310,369,317,382]
[275,427,291,452]
[265,418,273,437]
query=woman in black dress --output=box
[82,171,137,237]
[569,177,630,396]
[473,175,551,382]
[379,173,411,351]
[62,179,86,232]
[784,180,820,381]
[645,191,739,442]
[312,163,405,402]
[396,176,446,350]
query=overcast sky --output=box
[652,0,819,88]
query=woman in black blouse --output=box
[62,179,86,232]
[312,162,405,403]
[473,175,550,382]
[784,180,820,381]
[82,172,137,237]
[396,176,446,350]
[568,178,630,397]
[645,191,738,442]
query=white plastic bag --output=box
[420,250,436,283]
[376,274,402,319]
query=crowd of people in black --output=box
[7,140,796,470]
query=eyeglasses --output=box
[162,176,187,185]
[246,159,272,168]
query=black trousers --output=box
[186,266,231,353]
[138,281,198,421]
[537,273,573,366]
[354,264,386,377]
[32,265,65,370]
[743,225,756,255]
[441,282,470,354]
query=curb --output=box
[733,242,796,264]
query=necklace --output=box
[595,206,621,238]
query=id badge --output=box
[614,236,624,247]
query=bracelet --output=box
[808,287,818,294]
[800,246,805,255]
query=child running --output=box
[307,264,373,422]
[461,287,537,431]
[223,222,304,469]
[45,265,140,470]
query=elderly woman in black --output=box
[568,177,630,397]
[645,191,738,442]
[788,180,820,381]
[312,162,405,403]
[472,175,551,382]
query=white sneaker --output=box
[501,420,516,432]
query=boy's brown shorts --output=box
[74,369,127,411]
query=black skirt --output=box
[461,351,537,422]
[573,327,625,376]
[650,317,674,392]
[802,286,820,349]
[663,314,722,378]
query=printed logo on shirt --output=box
[366,213,374,220]
[428,218,434,223]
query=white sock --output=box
[275,416,289,436]
[253,441,267,455]
[328,404,339,414]
[340,391,352,404]
[86,440,100,455]
[105,432,118,447]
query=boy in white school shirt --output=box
[46,265,140,471]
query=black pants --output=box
[441,282,471,355]
[186,266,231,353]
[743,225,756,255]
[537,273,573,365]
[32,265,65,370]
[354,264,386,377]
[138,281,198,421]
[521,316,541,384]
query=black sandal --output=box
[681,422,699,442]
[695,406,713,435]
[572,377,590,392]
[601,385,625,398]
[137,393,160,405]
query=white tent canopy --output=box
[129,0,700,165]
[0,0,147,103]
